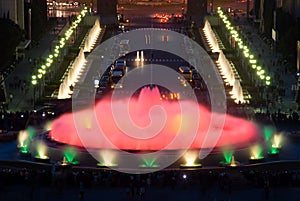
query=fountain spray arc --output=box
[57,18,101,99]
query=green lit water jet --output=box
[63,147,79,165]
[140,157,160,168]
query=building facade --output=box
[255,0,300,44]
[0,0,25,30]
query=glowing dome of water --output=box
[50,87,259,150]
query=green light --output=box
[266,81,271,85]
[260,75,265,80]
[64,147,78,164]
[41,65,46,69]
[31,80,37,85]
[252,64,257,69]
[140,158,159,168]
[223,148,233,164]
[54,53,59,58]
[266,76,271,81]
[32,75,37,80]
[37,74,42,79]
[20,146,30,154]
[46,62,51,67]
[256,66,262,71]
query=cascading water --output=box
[202,20,220,53]
[216,51,235,86]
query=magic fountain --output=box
[51,86,259,150]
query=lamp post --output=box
[31,75,37,110]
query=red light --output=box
[50,87,259,150]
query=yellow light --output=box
[184,150,197,166]
[98,150,117,167]
[244,52,249,58]
[32,75,37,80]
[272,134,283,149]
[266,76,271,81]
[37,74,42,79]
[31,80,37,85]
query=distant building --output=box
[254,0,300,41]
[0,0,25,30]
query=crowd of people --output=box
[1,165,300,200]
[0,110,29,132]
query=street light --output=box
[31,75,37,110]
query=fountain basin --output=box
[34,156,50,163]
[249,157,265,164]
[180,163,202,168]
[97,163,118,168]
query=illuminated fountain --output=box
[268,133,283,159]
[34,140,50,163]
[18,127,35,156]
[63,146,79,165]
[84,18,101,53]
[202,20,220,53]
[97,150,118,167]
[271,133,283,149]
[249,144,265,163]
[18,130,30,154]
[180,150,202,168]
[263,126,275,142]
[228,155,240,167]
[230,80,245,104]
[135,51,140,62]
[57,156,71,167]
[50,86,259,151]
[216,51,235,86]
[58,48,86,99]
[219,147,234,166]
[141,51,144,62]
[140,157,159,168]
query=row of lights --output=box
[31,7,88,86]
[217,7,271,86]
